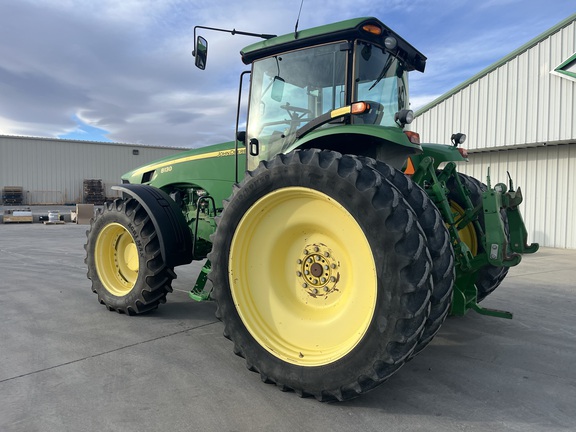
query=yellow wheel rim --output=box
[451,201,478,256]
[229,187,377,367]
[95,223,139,296]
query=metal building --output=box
[413,14,576,249]
[0,135,185,205]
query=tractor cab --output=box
[240,18,427,170]
[195,18,427,171]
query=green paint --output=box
[118,15,538,313]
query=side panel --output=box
[124,141,246,207]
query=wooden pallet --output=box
[3,216,33,223]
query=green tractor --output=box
[85,17,538,401]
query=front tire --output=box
[209,149,433,401]
[85,198,175,315]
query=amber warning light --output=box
[362,24,382,35]
[351,101,370,114]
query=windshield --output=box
[246,42,347,170]
[354,41,408,127]
[245,40,409,170]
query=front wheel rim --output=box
[229,187,377,367]
[95,222,139,296]
[450,201,478,256]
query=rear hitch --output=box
[451,274,513,319]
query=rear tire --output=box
[364,159,454,356]
[209,149,433,401]
[85,198,175,315]
[446,173,509,302]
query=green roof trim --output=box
[239,17,427,72]
[415,13,576,116]
[241,17,371,56]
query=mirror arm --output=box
[192,25,276,57]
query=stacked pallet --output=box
[3,209,32,223]
[2,186,24,205]
[83,179,105,205]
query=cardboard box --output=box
[76,204,95,225]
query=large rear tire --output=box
[446,173,509,302]
[85,198,175,315]
[363,159,454,356]
[209,149,433,401]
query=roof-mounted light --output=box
[362,24,382,35]
[384,36,397,50]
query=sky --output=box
[0,0,574,148]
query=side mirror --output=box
[194,36,208,70]
[271,76,285,102]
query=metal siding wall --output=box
[413,21,576,148]
[458,144,576,249]
[0,137,185,204]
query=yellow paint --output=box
[330,106,351,118]
[95,222,139,296]
[132,147,246,176]
[229,187,377,366]
[450,201,478,255]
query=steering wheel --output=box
[281,103,312,120]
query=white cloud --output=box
[1,0,574,147]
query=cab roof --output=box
[240,17,426,72]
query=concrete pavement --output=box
[1,222,575,431]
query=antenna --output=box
[294,0,304,37]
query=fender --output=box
[288,124,422,170]
[112,184,193,268]
[418,143,467,167]
[292,124,422,152]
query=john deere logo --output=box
[551,52,576,82]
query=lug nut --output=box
[302,283,308,288]
[331,264,337,269]
[296,271,302,277]
[324,252,330,257]
[314,246,319,252]
[330,276,336,282]
[297,259,302,264]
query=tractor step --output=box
[189,261,212,301]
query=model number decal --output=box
[160,166,173,173]
[218,148,246,157]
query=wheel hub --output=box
[297,243,340,297]
[95,222,138,296]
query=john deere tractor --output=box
[85,17,538,401]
